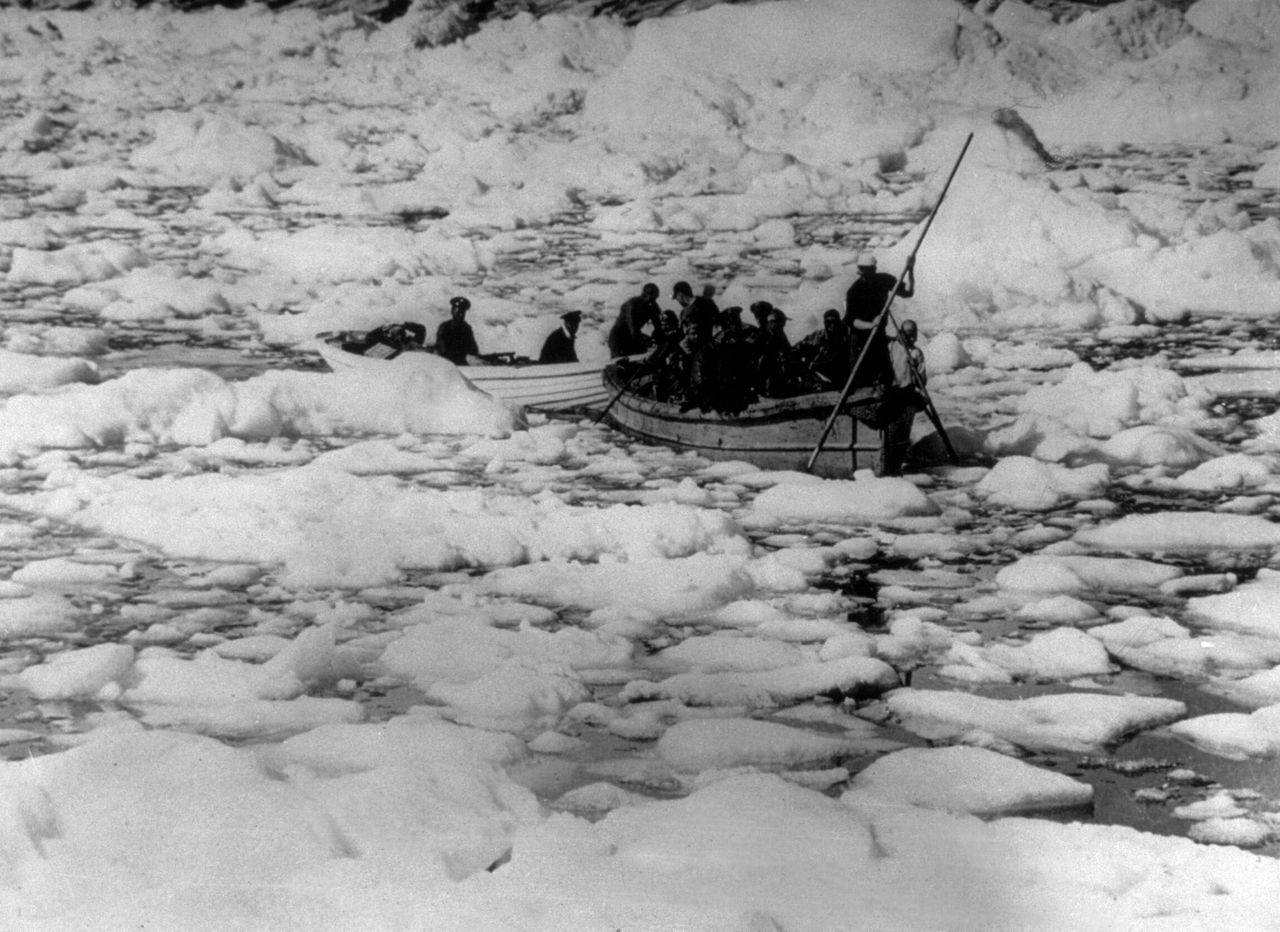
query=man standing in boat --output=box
[608,283,660,358]
[539,310,583,364]
[880,318,928,477]
[672,281,720,408]
[434,296,481,366]
[889,319,926,392]
[843,253,914,388]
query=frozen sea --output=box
[3,1,1280,929]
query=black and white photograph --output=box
[1,0,1279,928]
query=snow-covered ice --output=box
[2,0,1280,927]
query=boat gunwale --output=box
[314,334,632,382]
[600,362,888,427]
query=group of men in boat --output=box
[342,251,927,417]
[610,252,924,416]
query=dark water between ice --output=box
[3,147,1280,853]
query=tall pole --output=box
[805,132,973,473]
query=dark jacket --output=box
[435,318,479,366]
[794,325,851,389]
[679,296,719,346]
[843,271,913,330]
[755,329,793,397]
[539,326,578,364]
[608,295,658,357]
[844,273,912,387]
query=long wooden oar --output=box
[804,133,973,473]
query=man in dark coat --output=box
[672,281,721,407]
[740,301,772,353]
[793,309,851,390]
[755,307,794,398]
[434,296,480,366]
[843,253,914,387]
[674,281,718,348]
[607,283,660,358]
[710,306,756,413]
[539,310,582,363]
[650,310,685,402]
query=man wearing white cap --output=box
[842,252,914,388]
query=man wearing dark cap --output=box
[607,283,660,358]
[843,252,914,387]
[539,310,583,364]
[747,301,772,330]
[434,295,481,366]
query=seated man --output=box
[539,310,583,364]
[755,308,794,398]
[707,307,756,414]
[792,309,850,391]
[434,296,481,366]
[650,310,686,402]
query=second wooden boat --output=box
[314,332,623,412]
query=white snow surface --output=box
[849,744,1094,815]
[1,0,1280,928]
[885,688,1186,753]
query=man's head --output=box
[562,310,583,336]
[823,309,841,332]
[660,310,679,333]
[672,281,693,305]
[450,296,470,319]
[749,301,772,325]
[766,308,787,331]
[856,253,877,277]
[900,319,918,345]
[642,282,659,301]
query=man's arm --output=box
[895,258,915,298]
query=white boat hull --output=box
[315,341,618,412]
